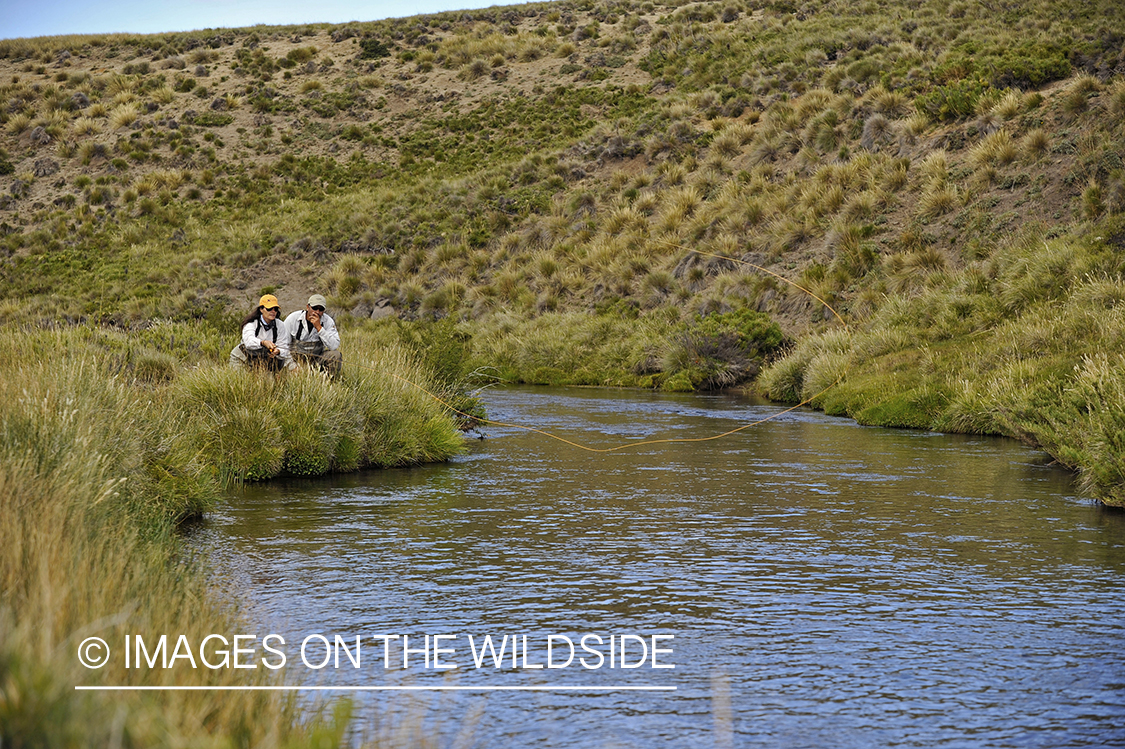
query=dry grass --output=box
[0,323,470,743]
[4,113,32,135]
[0,333,305,746]
[109,102,139,129]
[904,112,929,136]
[970,130,1017,168]
[70,115,101,136]
[1108,81,1125,121]
[152,85,175,104]
[918,149,949,184]
[105,75,135,96]
[918,183,960,219]
[991,90,1023,119]
[1021,128,1050,159]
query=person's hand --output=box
[261,340,278,356]
[306,308,322,329]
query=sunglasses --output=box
[264,306,280,313]
[311,305,325,312]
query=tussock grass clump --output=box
[991,91,1023,120]
[759,328,852,403]
[873,88,910,118]
[151,84,175,104]
[918,183,959,219]
[860,113,893,152]
[460,57,490,81]
[917,149,949,184]
[69,115,100,136]
[134,168,185,193]
[970,130,1017,168]
[657,184,704,233]
[108,102,139,129]
[111,90,138,106]
[4,112,31,135]
[1082,180,1105,219]
[1042,353,1125,503]
[177,369,286,480]
[1108,81,1125,121]
[903,112,929,136]
[1021,128,1050,159]
[711,129,743,158]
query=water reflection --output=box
[190,387,1125,747]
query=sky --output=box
[2,0,512,40]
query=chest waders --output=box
[240,319,284,372]
[292,318,326,358]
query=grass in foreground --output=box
[0,323,465,746]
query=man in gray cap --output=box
[284,294,343,377]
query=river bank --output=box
[758,219,1125,507]
[0,323,465,746]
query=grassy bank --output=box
[16,323,466,484]
[467,306,783,390]
[0,324,464,745]
[759,216,1125,506]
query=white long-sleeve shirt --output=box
[241,315,292,360]
[284,310,340,351]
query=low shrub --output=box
[915,78,992,122]
[358,39,391,60]
[193,112,234,126]
[662,309,784,390]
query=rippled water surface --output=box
[191,387,1125,747]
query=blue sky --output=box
[3,1,511,40]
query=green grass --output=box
[0,321,469,743]
[0,327,358,747]
[464,306,783,390]
[759,217,1125,505]
[396,86,648,176]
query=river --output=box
[191,386,1125,747]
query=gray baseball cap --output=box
[307,294,327,308]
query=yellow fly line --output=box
[343,245,851,454]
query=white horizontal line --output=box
[75,685,676,692]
